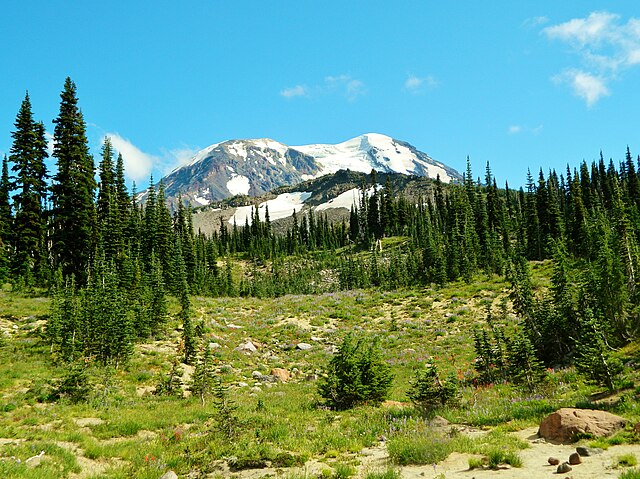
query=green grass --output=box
[1,268,639,478]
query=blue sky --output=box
[1,1,640,188]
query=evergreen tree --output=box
[189,344,217,405]
[9,93,49,283]
[318,333,393,410]
[50,78,96,283]
[574,309,623,391]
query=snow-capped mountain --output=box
[158,133,460,207]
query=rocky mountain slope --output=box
[155,133,461,208]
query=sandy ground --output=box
[356,427,640,479]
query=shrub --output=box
[318,333,393,410]
[617,454,638,468]
[407,364,457,412]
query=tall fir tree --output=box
[50,78,97,283]
[9,93,49,283]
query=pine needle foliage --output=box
[318,333,393,410]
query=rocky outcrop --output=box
[538,408,626,443]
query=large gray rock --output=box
[539,408,626,443]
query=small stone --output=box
[252,371,263,379]
[568,452,582,465]
[296,342,312,351]
[557,462,572,473]
[576,446,604,456]
[237,382,249,387]
[159,471,178,479]
[25,451,45,468]
[250,386,262,393]
[235,341,257,353]
[270,368,290,382]
[548,457,560,465]
[208,342,220,349]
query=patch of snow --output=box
[183,142,221,168]
[315,186,379,212]
[227,142,247,159]
[228,192,311,225]
[226,174,251,196]
[194,196,210,206]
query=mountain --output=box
[157,133,461,207]
[192,169,446,237]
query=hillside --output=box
[2,263,639,478]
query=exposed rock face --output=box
[538,408,626,443]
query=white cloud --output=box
[553,69,610,107]
[159,146,200,173]
[404,74,438,93]
[543,11,640,105]
[280,85,307,98]
[508,124,544,135]
[325,75,366,101]
[281,75,366,102]
[106,133,157,182]
[523,16,549,28]
[45,132,54,157]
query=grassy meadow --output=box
[1,262,640,478]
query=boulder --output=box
[548,457,560,465]
[159,471,178,479]
[576,446,603,457]
[296,342,312,351]
[568,452,582,465]
[557,462,572,473]
[270,368,290,382]
[235,341,257,353]
[538,408,626,443]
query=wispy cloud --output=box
[280,74,366,102]
[106,133,157,182]
[552,69,610,106]
[508,124,543,135]
[543,11,640,105]
[522,16,549,29]
[404,74,438,93]
[159,145,200,174]
[280,85,307,99]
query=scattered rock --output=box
[556,462,572,473]
[430,416,450,428]
[250,386,262,393]
[237,382,249,388]
[296,342,312,351]
[25,451,45,468]
[305,374,318,381]
[270,368,290,382]
[226,323,242,329]
[568,452,582,465]
[576,446,604,456]
[310,336,324,342]
[235,341,257,353]
[548,457,560,465]
[159,471,178,479]
[208,342,220,349]
[74,417,104,427]
[538,408,627,443]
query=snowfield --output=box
[229,192,312,225]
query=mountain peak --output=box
[158,134,461,207]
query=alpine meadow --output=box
[1,75,640,478]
